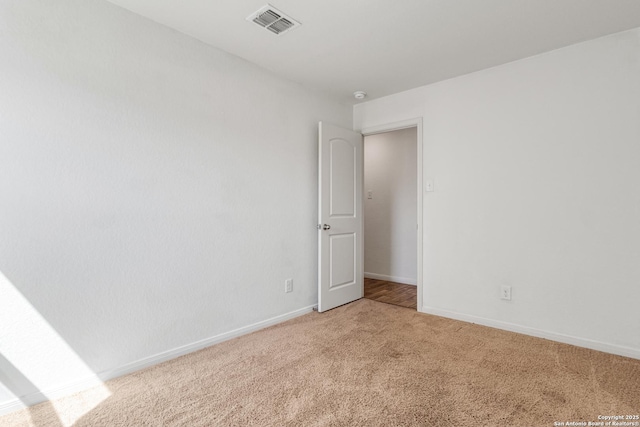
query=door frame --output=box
[359,118,424,312]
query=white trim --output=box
[360,117,424,312]
[0,374,105,416]
[359,118,420,136]
[0,304,317,416]
[0,399,25,416]
[98,304,315,381]
[422,305,640,360]
[364,272,416,286]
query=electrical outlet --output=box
[285,279,293,293]
[501,285,511,301]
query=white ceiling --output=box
[105,0,640,104]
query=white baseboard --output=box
[0,304,317,417]
[421,305,640,360]
[0,399,25,416]
[96,304,316,382]
[0,373,105,416]
[364,272,416,286]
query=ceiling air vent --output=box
[247,4,300,35]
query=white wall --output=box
[354,28,640,358]
[0,0,351,410]
[364,128,417,285]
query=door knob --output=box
[322,224,331,230]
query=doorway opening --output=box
[361,122,422,310]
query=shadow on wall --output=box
[0,270,111,426]
[0,353,63,426]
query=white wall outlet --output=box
[425,180,434,192]
[367,190,373,199]
[285,279,293,293]
[501,285,511,301]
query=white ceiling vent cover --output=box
[246,4,301,35]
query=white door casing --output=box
[360,118,423,312]
[317,122,363,312]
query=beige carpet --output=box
[2,299,639,426]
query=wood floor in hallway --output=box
[363,277,417,309]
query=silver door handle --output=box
[322,224,331,230]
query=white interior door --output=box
[317,122,363,312]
